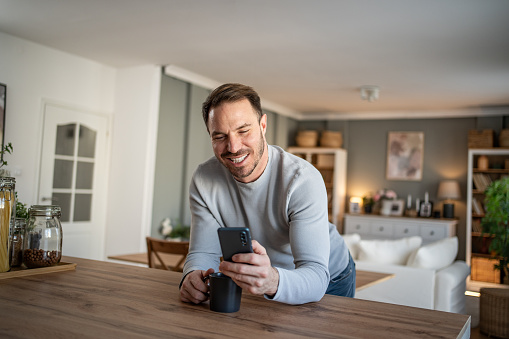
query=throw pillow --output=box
[342,233,361,259]
[357,236,422,265]
[406,236,458,270]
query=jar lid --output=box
[29,205,62,218]
[0,176,16,188]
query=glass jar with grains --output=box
[23,205,63,269]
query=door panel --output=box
[39,102,109,260]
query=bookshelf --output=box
[287,147,347,231]
[466,148,509,282]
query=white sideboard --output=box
[344,214,457,245]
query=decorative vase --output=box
[380,200,393,216]
[364,205,372,214]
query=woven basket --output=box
[468,130,494,148]
[295,130,318,147]
[320,130,343,148]
[480,287,509,338]
[500,129,509,148]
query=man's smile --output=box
[227,154,248,164]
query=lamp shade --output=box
[437,180,461,200]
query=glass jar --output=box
[0,177,15,273]
[9,218,26,267]
[23,205,63,268]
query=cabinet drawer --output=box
[393,224,419,238]
[419,225,446,241]
[344,219,370,235]
[370,222,393,238]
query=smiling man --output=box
[179,83,355,305]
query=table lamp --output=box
[437,180,461,218]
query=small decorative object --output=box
[23,205,63,268]
[295,130,318,147]
[320,130,342,148]
[349,197,362,214]
[0,176,15,272]
[389,200,405,216]
[419,192,433,218]
[9,218,26,267]
[373,188,397,214]
[478,155,489,170]
[362,195,375,214]
[481,177,509,284]
[386,131,424,181]
[499,129,509,148]
[159,217,190,241]
[437,180,461,219]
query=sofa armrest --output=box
[434,260,470,313]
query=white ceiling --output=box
[1,0,509,119]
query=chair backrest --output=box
[146,237,190,272]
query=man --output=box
[180,83,355,305]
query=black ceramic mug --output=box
[208,272,242,313]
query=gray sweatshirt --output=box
[183,145,349,304]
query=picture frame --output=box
[389,199,405,216]
[386,131,424,181]
[0,83,5,154]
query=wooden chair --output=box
[146,237,190,272]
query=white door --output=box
[38,102,109,260]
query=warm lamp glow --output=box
[350,196,363,205]
[437,180,461,200]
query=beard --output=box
[221,131,266,180]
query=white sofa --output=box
[344,234,470,314]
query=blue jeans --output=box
[325,254,356,298]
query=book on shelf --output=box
[472,219,482,233]
[472,173,492,192]
[472,198,484,215]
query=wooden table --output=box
[0,256,470,338]
[108,252,394,291]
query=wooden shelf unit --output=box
[287,147,347,231]
[466,148,509,282]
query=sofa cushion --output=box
[406,236,458,270]
[357,236,422,265]
[342,233,361,259]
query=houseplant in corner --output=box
[481,176,509,284]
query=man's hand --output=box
[180,268,215,304]
[218,240,279,297]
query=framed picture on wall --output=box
[0,83,5,153]
[386,131,424,181]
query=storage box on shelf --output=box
[287,147,347,230]
[466,148,509,282]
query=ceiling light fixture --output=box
[360,85,380,102]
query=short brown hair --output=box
[202,83,262,131]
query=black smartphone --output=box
[217,227,253,262]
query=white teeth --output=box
[231,154,247,163]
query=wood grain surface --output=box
[0,256,470,338]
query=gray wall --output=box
[297,115,507,260]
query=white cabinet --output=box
[344,214,457,245]
[287,147,347,230]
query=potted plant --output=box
[362,195,375,214]
[481,176,509,284]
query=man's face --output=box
[207,99,268,183]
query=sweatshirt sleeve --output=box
[181,169,222,280]
[267,164,331,304]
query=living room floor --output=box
[467,279,509,339]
